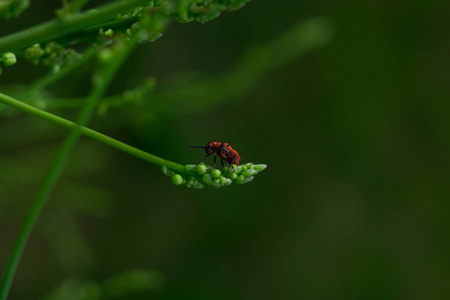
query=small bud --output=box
[236,175,254,184]
[161,166,174,177]
[253,164,267,172]
[211,169,221,179]
[242,169,256,177]
[1,52,17,66]
[104,29,114,36]
[185,164,197,172]
[171,174,183,185]
[202,174,220,187]
[220,177,232,186]
[229,172,238,180]
[193,181,204,189]
[196,164,207,175]
[233,166,243,174]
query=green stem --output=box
[1,86,189,174]
[0,33,152,300]
[0,0,150,52]
[0,92,188,174]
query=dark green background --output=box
[1,0,449,299]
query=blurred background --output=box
[1,0,450,299]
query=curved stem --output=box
[0,0,150,52]
[0,32,144,300]
[0,93,188,175]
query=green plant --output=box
[0,0,333,298]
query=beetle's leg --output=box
[201,152,211,163]
[221,158,225,167]
[213,153,218,169]
[227,161,231,174]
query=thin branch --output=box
[0,0,150,52]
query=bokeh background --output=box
[1,0,450,299]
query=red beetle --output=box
[188,140,241,173]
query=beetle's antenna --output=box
[187,145,205,149]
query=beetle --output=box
[188,140,241,173]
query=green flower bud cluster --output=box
[0,0,29,19]
[227,162,267,184]
[174,0,223,23]
[162,162,266,189]
[24,42,82,72]
[112,2,171,44]
[173,0,251,23]
[161,166,204,189]
[126,12,171,43]
[188,0,225,23]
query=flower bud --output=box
[104,29,114,36]
[235,175,254,184]
[202,174,220,187]
[171,174,183,185]
[211,169,221,179]
[196,164,207,175]
[192,181,204,189]
[1,52,16,66]
[233,165,243,174]
[161,166,174,177]
[220,177,232,186]
[229,172,238,180]
[185,164,197,172]
[252,164,267,172]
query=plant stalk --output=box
[0,0,150,52]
